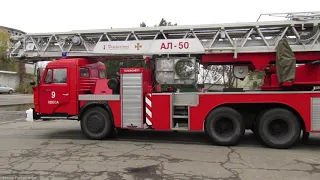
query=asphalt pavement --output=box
[0,94,33,106]
[0,115,319,180]
[0,94,320,179]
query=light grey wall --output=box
[0,71,20,90]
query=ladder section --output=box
[9,14,320,60]
[121,73,143,128]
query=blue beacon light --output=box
[62,52,67,58]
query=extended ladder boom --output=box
[8,12,320,60]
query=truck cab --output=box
[32,58,109,119]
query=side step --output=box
[172,127,189,131]
[40,115,78,120]
[173,115,188,119]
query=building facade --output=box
[0,26,25,37]
[0,26,26,90]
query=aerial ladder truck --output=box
[7,11,320,149]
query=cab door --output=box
[39,67,70,115]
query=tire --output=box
[205,107,245,146]
[8,90,13,94]
[252,109,268,142]
[256,108,301,149]
[80,107,113,140]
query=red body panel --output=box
[142,69,152,93]
[189,93,314,131]
[33,86,40,113]
[202,52,320,70]
[108,101,121,127]
[150,94,171,130]
[262,64,320,90]
[150,92,320,132]
[78,62,106,94]
[120,68,144,74]
[79,100,121,127]
[38,62,75,115]
[92,79,112,94]
[32,55,320,139]
[39,83,70,114]
[34,58,107,116]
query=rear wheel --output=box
[252,109,268,142]
[8,90,13,94]
[256,108,301,149]
[80,107,113,140]
[205,107,245,146]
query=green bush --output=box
[16,84,33,94]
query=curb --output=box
[0,103,33,108]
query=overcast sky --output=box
[1,0,319,33]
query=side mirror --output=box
[30,81,36,86]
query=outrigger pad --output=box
[276,39,296,84]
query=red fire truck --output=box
[8,12,320,149]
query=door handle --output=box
[63,93,69,96]
[44,89,51,92]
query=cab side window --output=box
[53,69,67,83]
[80,68,89,77]
[44,69,53,84]
[99,69,106,78]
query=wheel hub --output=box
[268,119,289,139]
[214,118,235,137]
[87,114,104,133]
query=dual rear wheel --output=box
[205,107,302,149]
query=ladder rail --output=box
[24,19,320,36]
[8,18,320,60]
[257,11,320,21]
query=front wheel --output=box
[205,107,245,146]
[8,90,13,94]
[256,108,301,149]
[80,107,114,140]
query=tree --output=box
[0,28,31,93]
[198,64,236,91]
[140,22,147,27]
[222,65,235,88]
[140,18,177,27]
[156,18,177,27]
[247,71,265,89]
[0,28,17,71]
[198,65,224,85]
